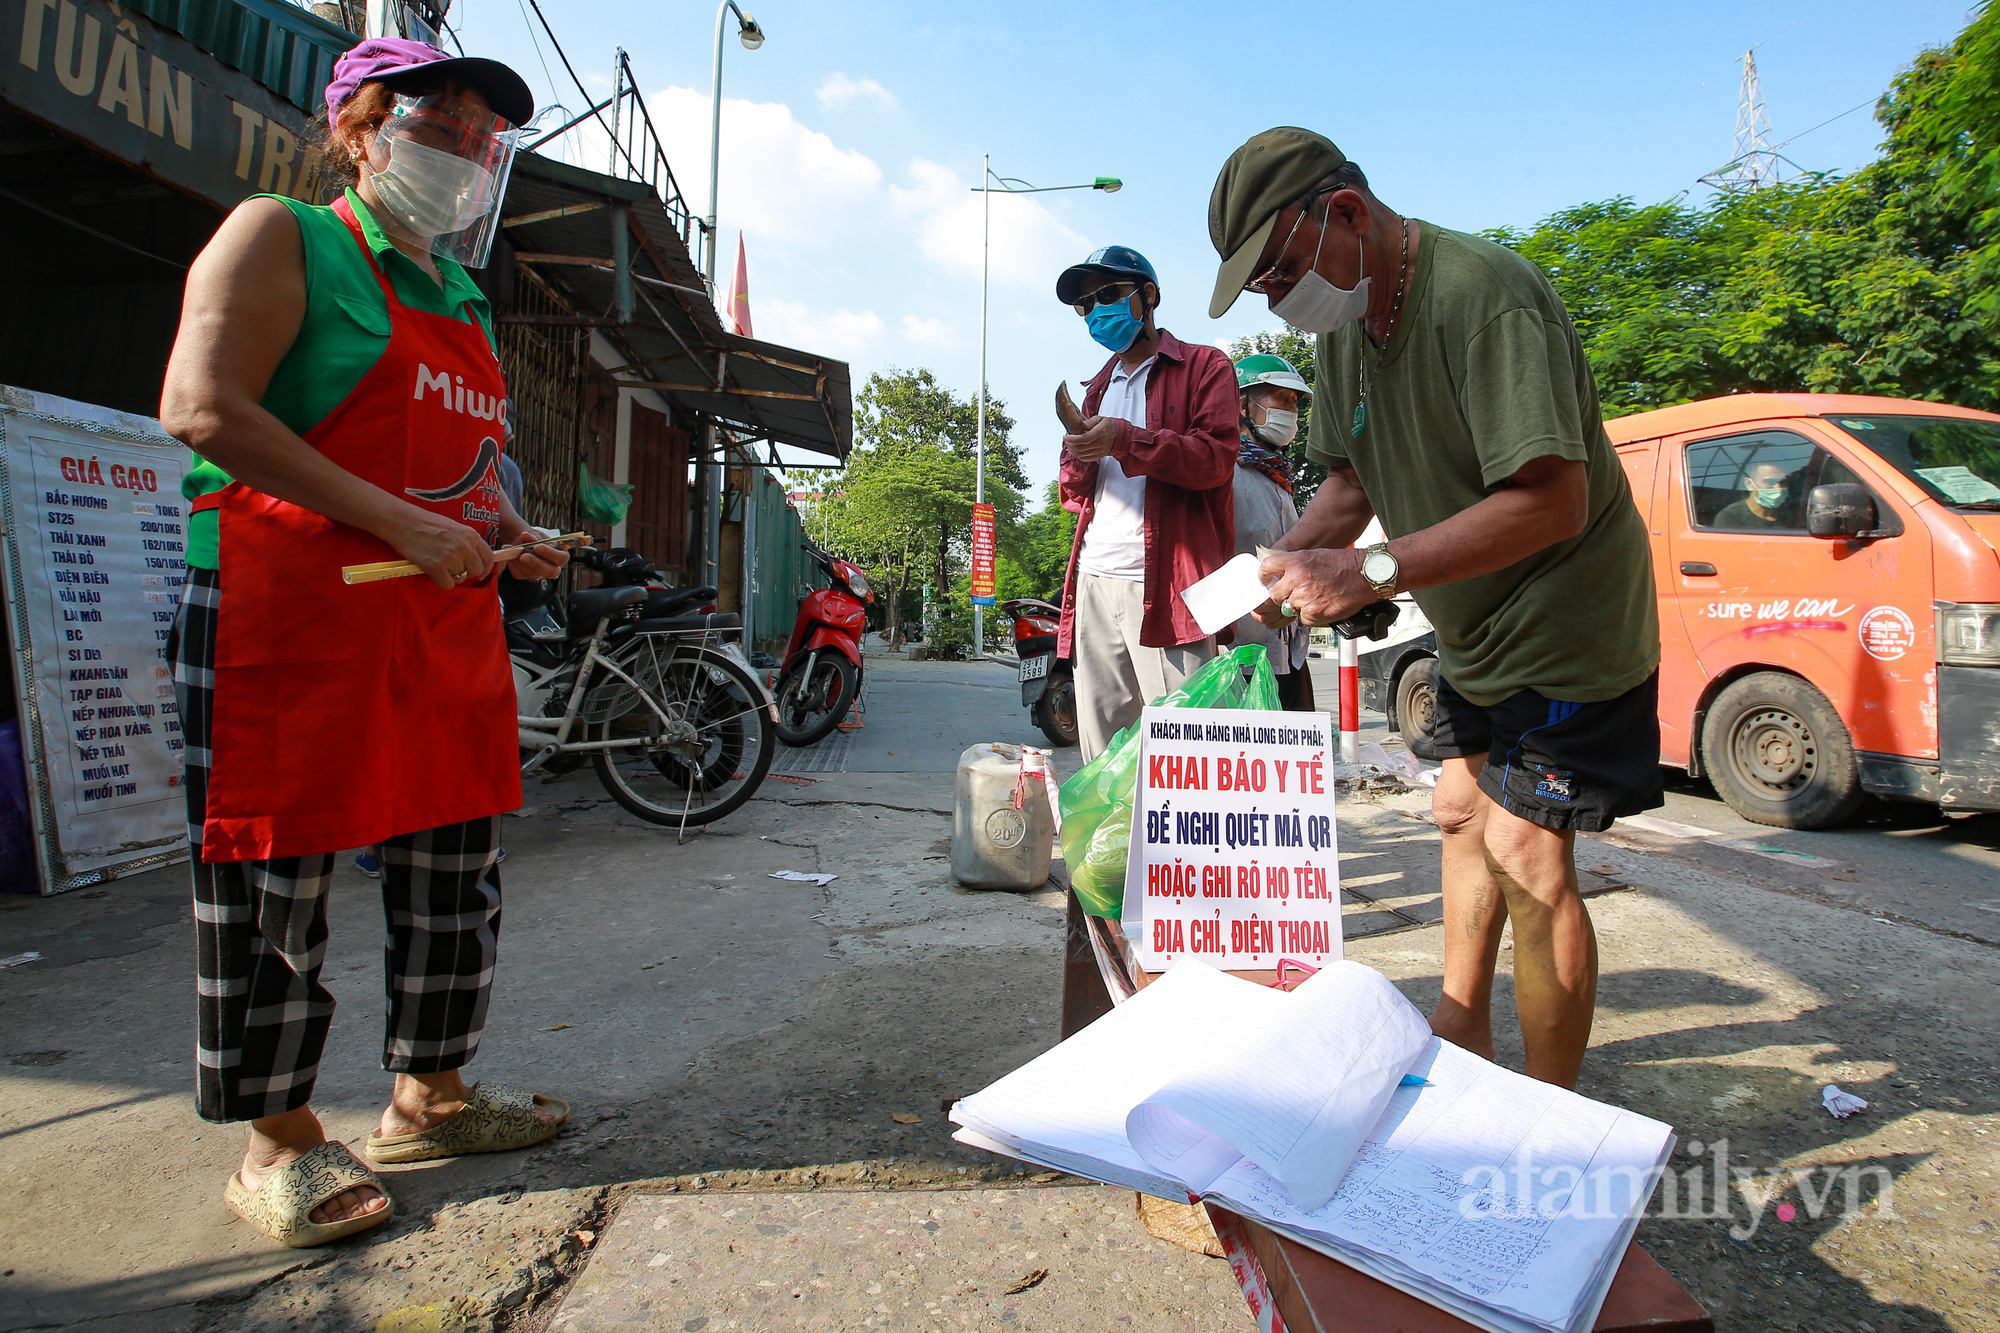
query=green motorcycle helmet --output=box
[1234,352,1312,400]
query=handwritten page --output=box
[1203,1039,1674,1333]
[1127,961,1430,1210]
[1180,552,1274,636]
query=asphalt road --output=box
[1307,658,2000,947]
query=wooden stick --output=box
[342,532,594,585]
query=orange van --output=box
[1358,393,2000,829]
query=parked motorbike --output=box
[502,546,777,828]
[773,546,872,746]
[1002,596,1077,747]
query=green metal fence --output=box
[745,467,814,656]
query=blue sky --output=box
[451,0,1980,496]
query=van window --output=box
[1825,415,2000,508]
[1685,431,1824,532]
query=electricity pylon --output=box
[1703,50,1784,191]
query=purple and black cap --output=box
[324,37,535,127]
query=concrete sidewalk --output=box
[1,741,1994,1330]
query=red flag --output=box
[725,233,753,337]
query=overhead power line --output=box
[521,0,600,119]
[1772,96,1876,153]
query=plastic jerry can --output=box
[951,742,1055,890]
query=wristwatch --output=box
[1360,543,1400,598]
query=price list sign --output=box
[0,388,190,891]
[1126,705,1343,972]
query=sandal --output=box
[365,1081,569,1165]
[224,1140,395,1248]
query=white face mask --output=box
[371,135,496,240]
[1252,407,1298,448]
[1271,211,1370,335]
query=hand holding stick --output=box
[342,532,593,585]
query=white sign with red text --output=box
[0,386,190,892]
[1128,705,1343,971]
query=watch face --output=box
[1362,550,1397,585]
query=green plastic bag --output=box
[1059,644,1281,917]
[579,462,635,525]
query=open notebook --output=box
[951,961,1675,1333]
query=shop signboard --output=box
[970,501,995,606]
[0,385,189,892]
[1126,704,1343,971]
[3,0,330,210]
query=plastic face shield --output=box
[364,91,519,269]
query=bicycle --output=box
[508,556,777,836]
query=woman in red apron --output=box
[160,39,567,1248]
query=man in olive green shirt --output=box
[1208,128,1662,1090]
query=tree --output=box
[824,369,1025,649]
[1480,2,2000,416]
[993,481,1077,603]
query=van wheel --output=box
[1394,658,1443,753]
[1701,672,1863,829]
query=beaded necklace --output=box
[1352,218,1413,442]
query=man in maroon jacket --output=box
[1054,245,1240,760]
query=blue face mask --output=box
[1086,300,1144,353]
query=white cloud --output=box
[539,89,1091,389]
[635,88,884,247]
[900,314,958,347]
[816,73,899,112]
[755,298,886,361]
[889,159,1090,290]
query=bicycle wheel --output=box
[588,640,776,827]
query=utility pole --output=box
[698,2,763,600]
[973,153,990,658]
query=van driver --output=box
[1713,463,1791,529]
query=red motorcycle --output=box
[1003,596,1077,747]
[774,546,872,746]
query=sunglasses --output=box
[1071,282,1140,317]
[1243,189,1332,295]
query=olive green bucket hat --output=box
[1208,127,1348,318]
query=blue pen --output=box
[1399,1074,1429,1087]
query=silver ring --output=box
[453,571,468,582]
[1279,599,1296,619]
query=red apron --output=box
[194,197,521,862]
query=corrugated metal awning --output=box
[121,0,356,113]
[495,152,852,464]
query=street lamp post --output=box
[970,164,1120,657]
[699,1,764,604]
[706,0,764,287]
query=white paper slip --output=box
[1127,961,1430,1212]
[1180,552,1273,636]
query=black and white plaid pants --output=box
[175,567,504,1124]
